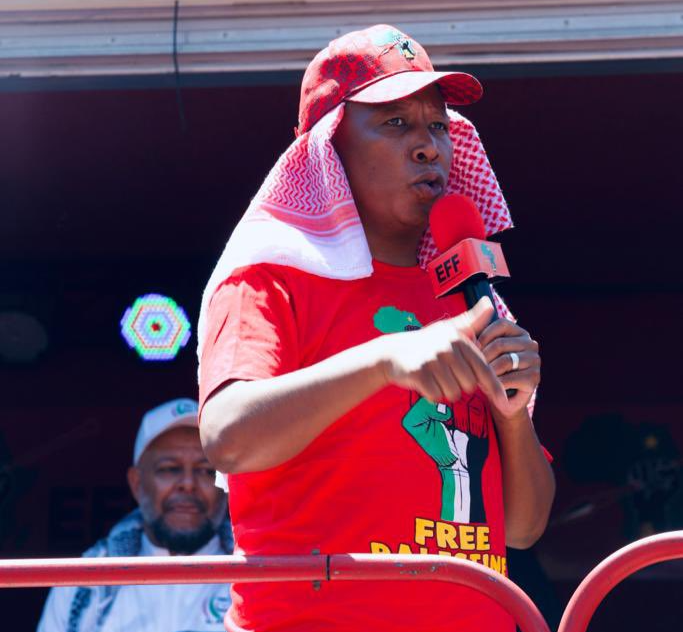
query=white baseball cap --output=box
[133,398,199,465]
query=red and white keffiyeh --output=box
[197,103,515,360]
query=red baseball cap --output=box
[297,24,483,135]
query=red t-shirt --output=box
[199,260,515,632]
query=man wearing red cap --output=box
[198,24,554,632]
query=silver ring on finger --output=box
[509,352,520,371]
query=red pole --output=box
[0,555,327,587]
[0,553,551,632]
[330,554,550,632]
[558,530,683,632]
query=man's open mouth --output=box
[412,173,445,200]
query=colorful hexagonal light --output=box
[120,294,191,361]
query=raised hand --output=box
[380,297,507,408]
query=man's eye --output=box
[431,121,448,131]
[158,466,181,475]
[196,467,216,479]
[386,117,406,127]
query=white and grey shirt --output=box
[36,510,232,632]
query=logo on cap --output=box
[372,28,417,61]
[174,401,197,416]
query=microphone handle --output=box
[461,276,517,399]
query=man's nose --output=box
[411,127,440,164]
[176,467,197,491]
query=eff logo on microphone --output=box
[428,238,510,298]
[434,253,461,284]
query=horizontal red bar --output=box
[0,553,551,632]
[0,554,326,588]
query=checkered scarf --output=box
[197,103,514,361]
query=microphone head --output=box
[429,194,486,252]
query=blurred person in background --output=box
[37,398,232,632]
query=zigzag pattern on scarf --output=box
[257,107,353,221]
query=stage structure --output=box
[1,1,683,90]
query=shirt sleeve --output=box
[198,265,299,414]
[36,586,77,632]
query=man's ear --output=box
[127,466,142,504]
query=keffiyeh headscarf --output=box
[197,102,514,361]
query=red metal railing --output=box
[3,531,683,631]
[558,531,683,632]
[0,553,550,632]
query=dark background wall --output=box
[1,69,682,630]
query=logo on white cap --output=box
[173,400,196,416]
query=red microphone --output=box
[428,194,515,395]
[428,194,510,309]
